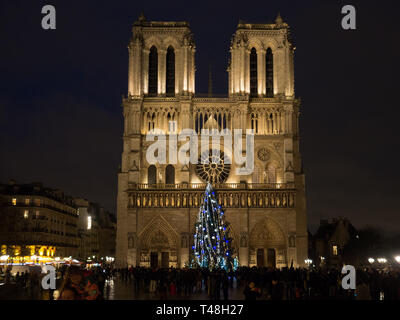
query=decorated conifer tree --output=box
[192,183,237,270]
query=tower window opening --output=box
[266,48,274,97]
[166,46,175,97]
[250,48,258,97]
[148,46,158,96]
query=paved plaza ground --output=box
[0,277,248,300]
[104,277,246,300]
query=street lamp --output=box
[305,259,312,267]
[377,258,387,264]
[395,256,400,263]
[368,258,375,264]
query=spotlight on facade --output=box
[368,258,375,264]
[395,256,400,263]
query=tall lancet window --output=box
[148,165,157,185]
[165,165,175,185]
[148,46,158,96]
[266,48,274,97]
[250,48,258,97]
[166,46,175,97]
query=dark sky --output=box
[1,0,399,233]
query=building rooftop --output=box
[0,180,76,208]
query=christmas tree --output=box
[192,183,237,270]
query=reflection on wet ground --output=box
[104,277,245,300]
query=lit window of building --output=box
[25,198,30,205]
[332,245,338,256]
[24,210,29,219]
[88,216,92,230]
[12,198,17,206]
[35,210,40,218]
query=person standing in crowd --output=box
[243,282,261,300]
[222,270,229,300]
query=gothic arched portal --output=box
[249,218,286,268]
[139,216,179,268]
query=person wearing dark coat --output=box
[243,282,261,300]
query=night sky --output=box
[1,0,399,233]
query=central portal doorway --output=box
[257,249,265,267]
[150,252,158,268]
[161,252,169,268]
[267,248,276,268]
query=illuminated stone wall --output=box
[116,15,307,268]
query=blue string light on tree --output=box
[192,182,237,271]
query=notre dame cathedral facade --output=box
[116,14,307,269]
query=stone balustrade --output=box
[127,183,295,209]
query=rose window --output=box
[195,150,231,184]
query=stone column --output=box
[190,47,195,94]
[257,51,264,96]
[274,49,279,96]
[232,47,238,94]
[239,247,249,266]
[128,42,134,96]
[277,112,281,133]
[240,46,245,93]
[181,45,188,94]
[233,48,238,94]
[245,48,250,94]
[158,49,166,95]
[133,40,142,96]
[142,48,149,95]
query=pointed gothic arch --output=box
[165,165,175,185]
[166,46,175,96]
[148,46,158,96]
[249,217,287,267]
[138,215,180,267]
[266,47,274,97]
[250,47,258,97]
[148,165,157,185]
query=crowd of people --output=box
[1,265,400,300]
[0,265,111,300]
[113,266,400,300]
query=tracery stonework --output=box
[116,14,307,269]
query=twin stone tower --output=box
[116,14,308,269]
